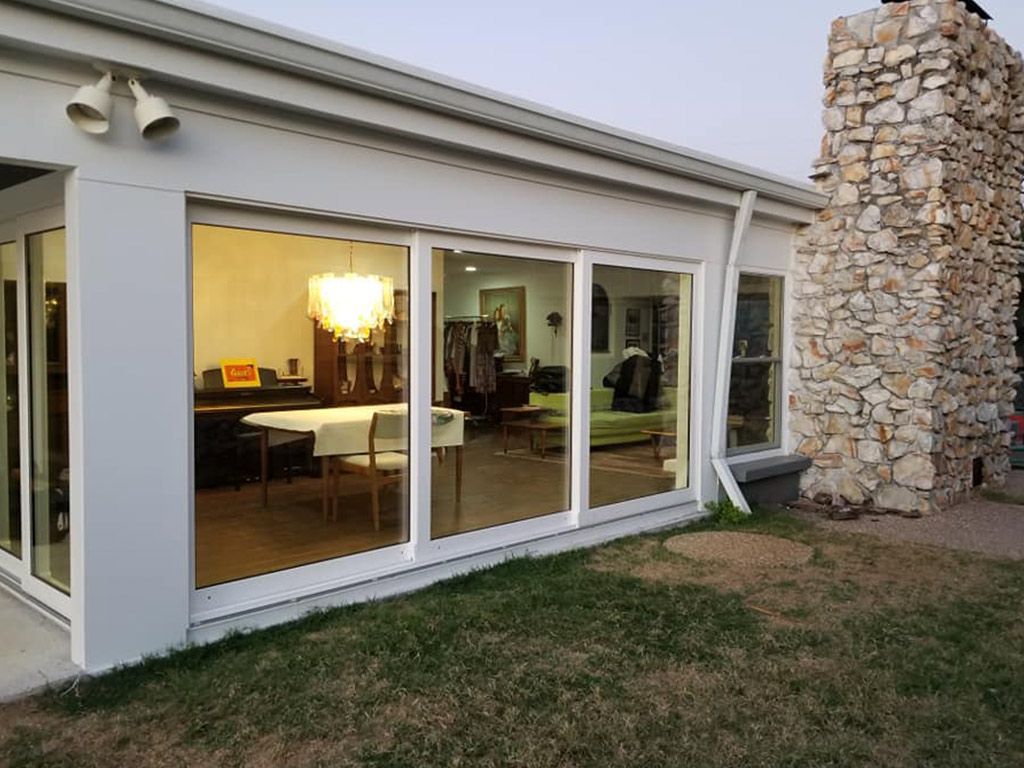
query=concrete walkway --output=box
[802,472,1024,561]
[810,501,1024,560]
[0,587,81,702]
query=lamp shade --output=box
[308,272,395,342]
[127,78,180,141]
[66,72,114,135]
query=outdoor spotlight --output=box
[66,72,114,134]
[127,78,180,141]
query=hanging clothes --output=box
[444,319,498,398]
[474,322,498,394]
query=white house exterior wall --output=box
[0,0,823,671]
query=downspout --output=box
[710,190,757,514]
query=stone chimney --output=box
[792,0,1024,514]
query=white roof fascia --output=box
[6,0,828,211]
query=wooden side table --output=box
[640,429,676,460]
[519,421,562,459]
[500,405,560,457]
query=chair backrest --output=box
[201,368,224,389]
[369,409,408,453]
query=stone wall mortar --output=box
[792,0,1024,513]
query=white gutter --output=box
[710,190,758,514]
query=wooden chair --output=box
[335,410,408,531]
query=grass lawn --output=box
[2,511,1023,767]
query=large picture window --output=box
[192,224,412,588]
[727,273,783,452]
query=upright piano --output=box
[194,368,322,489]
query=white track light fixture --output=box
[127,78,180,140]
[66,72,114,134]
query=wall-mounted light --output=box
[66,72,180,140]
[127,78,180,141]
[464,266,477,272]
[66,72,114,135]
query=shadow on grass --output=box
[3,509,1023,768]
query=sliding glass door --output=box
[0,240,19,561]
[27,228,70,593]
[429,247,573,540]
[0,213,71,614]
[585,254,695,516]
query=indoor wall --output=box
[192,225,409,378]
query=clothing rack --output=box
[444,315,494,323]
[443,316,500,414]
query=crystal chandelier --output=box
[308,271,395,343]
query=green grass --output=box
[2,511,1023,768]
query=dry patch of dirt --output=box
[663,531,813,567]
[591,527,994,629]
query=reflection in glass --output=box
[0,242,20,558]
[728,274,783,451]
[588,265,692,509]
[431,249,571,537]
[192,225,411,588]
[27,229,70,592]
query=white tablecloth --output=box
[241,404,464,457]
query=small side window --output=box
[727,273,783,453]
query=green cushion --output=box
[528,388,678,447]
[530,387,677,414]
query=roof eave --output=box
[8,0,828,210]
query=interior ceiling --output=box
[0,163,52,191]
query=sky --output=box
[203,0,1024,184]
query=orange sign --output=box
[220,358,261,389]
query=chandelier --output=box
[308,271,395,343]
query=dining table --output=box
[241,404,465,520]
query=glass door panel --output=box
[27,228,70,593]
[588,264,693,508]
[0,241,20,559]
[191,224,411,588]
[430,248,572,537]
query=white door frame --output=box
[0,205,71,618]
[580,250,703,527]
[186,204,422,621]
[410,231,578,566]
[0,220,18,580]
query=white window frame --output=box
[724,266,790,462]
[0,206,72,619]
[187,205,419,622]
[412,232,579,565]
[580,250,702,527]
[185,202,708,624]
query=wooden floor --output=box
[195,426,678,588]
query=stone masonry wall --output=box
[792,0,1024,513]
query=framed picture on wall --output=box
[480,286,526,362]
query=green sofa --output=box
[528,388,678,447]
